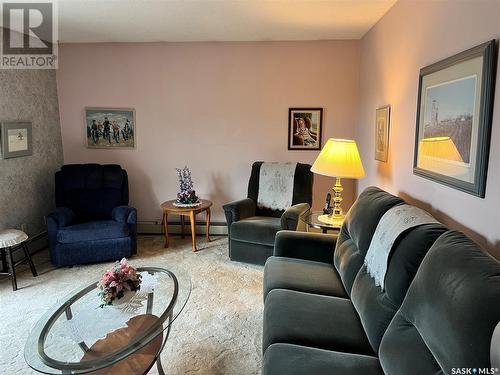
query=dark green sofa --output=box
[262,187,500,374]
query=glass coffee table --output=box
[301,211,343,234]
[25,267,190,374]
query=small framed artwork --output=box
[414,40,497,197]
[85,107,135,149]
[0,122,33,159]
[375,105,391,162]
[288,108,323,150]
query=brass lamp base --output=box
[317,213,344,227]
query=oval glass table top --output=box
[25,266,191,374]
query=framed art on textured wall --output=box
[288,108,323,150]
[0,122,33,159]
[375,105,390,162]
[414,40,497,197]
[85,108,135,149]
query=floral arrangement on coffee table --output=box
[97,258,142,308]
[175,166,200,206]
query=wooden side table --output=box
[160,199,212,251]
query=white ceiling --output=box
[57,0,397,43]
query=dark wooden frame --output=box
[0,121,33,159]
[413,40,497,198]
[288,107,323,150]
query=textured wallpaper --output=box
[0,69,63,236]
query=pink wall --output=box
[56,41,360,223]
[357,0,500,256]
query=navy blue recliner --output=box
[47,164,137,266]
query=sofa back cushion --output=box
[379,231,500,374]
[55,164,129,220]
[334,186,404,294]
[247,161,313,218]
[350,223,447,352]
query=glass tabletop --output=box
[25,267,191,374]
[301,211,343,231]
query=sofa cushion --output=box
[350,223,447,352]
[334,186,404,295]
[57,220,129,244]
[230,216,281,246]
[379,231,500,374]
[263,257,347,301]
[263,289,373,355]
[263,343,383,375]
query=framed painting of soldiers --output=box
[85,108,135,149]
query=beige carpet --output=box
[0,235,263,374]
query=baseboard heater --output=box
[138,220,228,236]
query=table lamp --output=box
[311,138,365,227]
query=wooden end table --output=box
[160,199,212,251]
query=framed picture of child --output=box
[288,108,323,150]
[85,107,135,149]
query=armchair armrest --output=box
[280,203,310,230]
[47,207,76,228]
[274,230,337,264]
[223,198,256,228]
[112,206,137,255]
[112,206,137,224]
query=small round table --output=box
[301,211,342,234]
[160,199,212,252]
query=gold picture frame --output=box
[375,105,390,162]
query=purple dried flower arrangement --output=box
[176,166,199,204]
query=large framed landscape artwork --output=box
[413,40,497,197]
[86,108,135,149]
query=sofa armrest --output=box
[280,203,310,230]
[112,205,137,224]
[223,198,256,228]
[47,207,76,228]
[273,230,337,264]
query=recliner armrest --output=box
[273,230,337,264]
[47,207,76,228]
[112,205,137,224]
[223,198,256,227]
[280,203,310,230]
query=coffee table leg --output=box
[189,211,197,252]
[163,210,169,248]
[206,208,211,242]
[180,215,185,239]
[156,312,172,375]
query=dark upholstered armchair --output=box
[223,162,313,265]
[47,164,137,266]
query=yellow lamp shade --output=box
[311,138,365,178]
[417,136,464,176]
[418,136,463,162]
